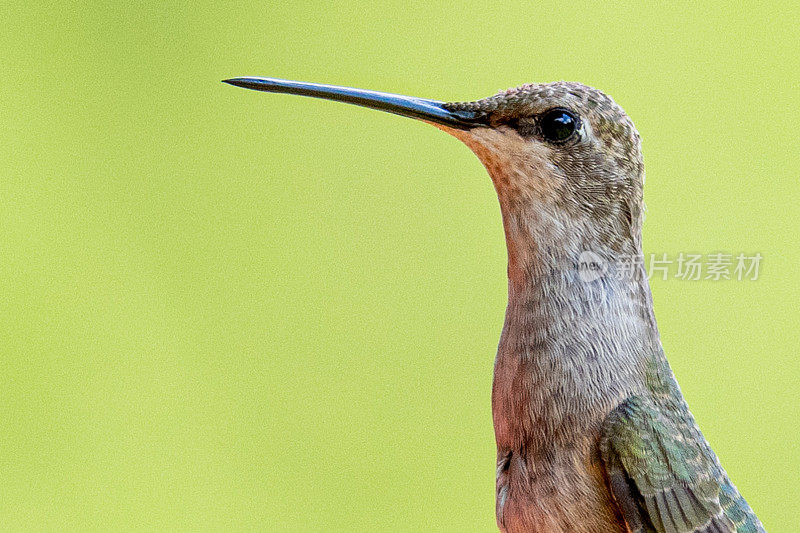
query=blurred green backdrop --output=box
[2,1,798,531]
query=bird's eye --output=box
[539,108,578,143]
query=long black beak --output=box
[222,77,482,130]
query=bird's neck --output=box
[493,205,665,447]
[503,244,661,358]
[498,193,660,343]
[503,205,661,351]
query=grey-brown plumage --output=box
[224,77,764,532]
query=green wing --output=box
[600,396,763,533]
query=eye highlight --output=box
[539,108,578,143]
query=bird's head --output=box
[225,78,645,273]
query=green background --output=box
[3,1,798,531]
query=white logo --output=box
[578,251,606,282]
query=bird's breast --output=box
[491,317,635,533]
[494,435,626,533]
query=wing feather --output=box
[600,396,761,533]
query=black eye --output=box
[539,108,578,143]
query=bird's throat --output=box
[454,131,663,452]
[443,125,661,436]
[493,201,663,449]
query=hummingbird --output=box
[224,77,764,533]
